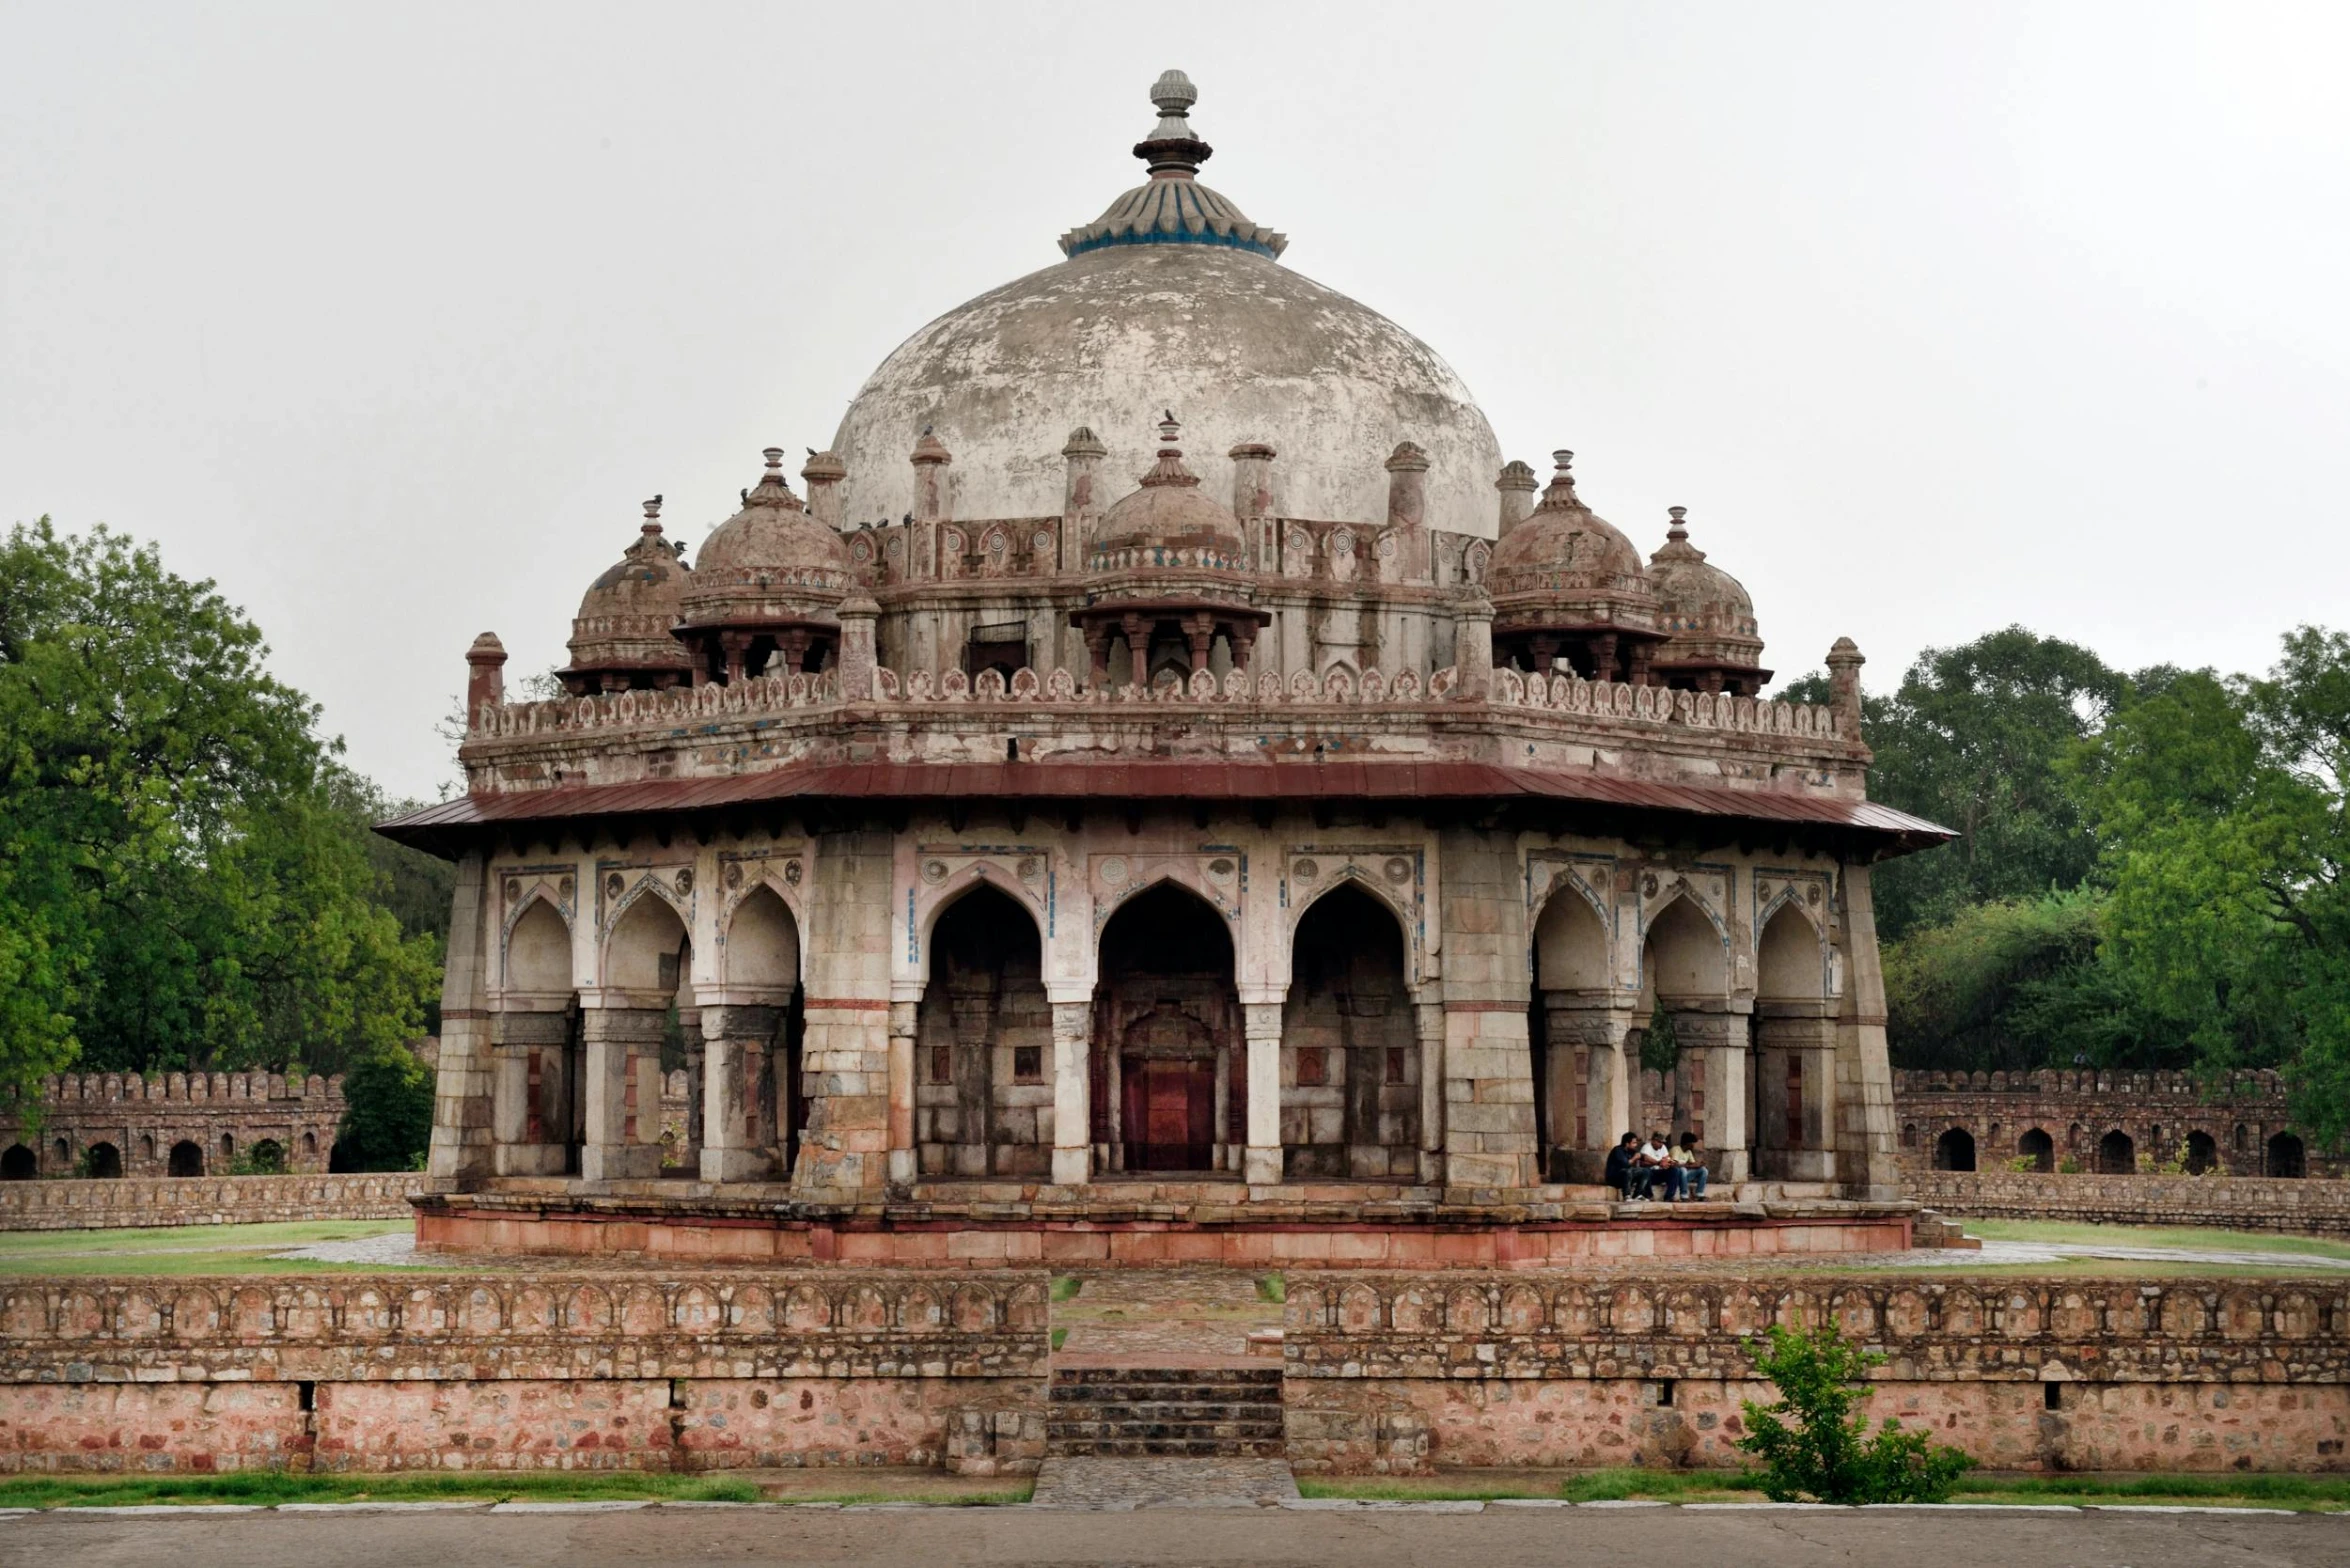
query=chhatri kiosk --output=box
[383,71,1948,1264]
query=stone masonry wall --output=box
[0,1269,1048,1473]
[0,1173,426,1232]
[1889,1067,2339,1178]
[1283,1271,2350,1475]
[1907,1171,2350,1237]
[0,1071,347,1178]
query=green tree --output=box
[0,519,439,1094]
[335,1043,435,1171]
[1736,1322,1974,1504]
[2077,632,2350,1146]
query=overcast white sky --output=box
[5,1,2347,800]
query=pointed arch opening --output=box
[1,1144,34,1180]
[1283,883,1417,1180]
[2018,1127,2054,1172]
[1530,881,1616,1180]
[506,898,573,993]
[84,1141,123,1179]
[918,883,1051,1178]
[2184,1130,2218,1175]
[1755,902,1834,1182]
[2267,1131,2306,1178]
[2097,1129,2136,1174]
[1093,882,1241,1174]
[1933,1127,1976,1172]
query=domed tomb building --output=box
[384,72,1950,1261]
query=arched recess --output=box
[1282,883,1416,1180]
[1639,892,1736,1168]
[605,891,690,994]
[1092,881,1241,1173]
[2097,1129,2136,1174]
[505,896,573,993]
[85,1141,123,1179]
[248,1139,285,1173]
[1933,1127,1976,1172]
[2018,1127,2055,1172]
[910,863,1048,986]
[2267,1131,2306,1178]
[1,1144,34,1180]
[1530,880,1615,1176]
[711,883,805,1176]
[1642,893,1727,1001]
[2184,1130,2218,1175]
[917,884,1050,1178]
[1754,903,1833,1181]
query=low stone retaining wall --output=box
[0,1270,1050,1472]
[1907,1171,2350,1237]
[0,1173,427,1231]
[1282,1272,2350,1475]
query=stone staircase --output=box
[1046,1365,1285,1458]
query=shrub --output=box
[335,1044,435,1171]
[1735,1323,1975,1504]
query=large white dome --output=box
[827,73,1504,537]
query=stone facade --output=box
[0,1071,346,1181]
[0,1173,424,1232]
[1281,1271,2350,1474]
[1888,1068,2336,1179]
[1906,1171,2350,1237]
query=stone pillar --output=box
[1451,589,1493,700]
[1669,1008,1751,1183]
[792,831,895,1196]
[1244,1001,1283,1186]
[426,852,495,1182]
[1542,999,1637,1184]
[677,1010,705,1172]
[887,999,917,1186]
[1384,441,1431,584]
[911,431,952,579]
[464,633,507,725]
[1061,426,1107,572]
[1495,460,1538,539]
[835,592,879,701]
[1437,827,1539,1188]
[1414,999,1446,1186]
[700,1003,783,1183]
[490,1007,573,1176]
[801,449,846,530]
[1050,996,1091,1187]
[1755,1008,1839,1182]
[1827,637,1866,740]
[1230,442,1277,572]
[579,1001,666,1181]
[1832,862,1903,1200]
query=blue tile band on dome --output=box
[1065,226,1281,260]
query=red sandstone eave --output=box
[374,759,1955,859]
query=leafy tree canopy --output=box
[0,519,443,1097]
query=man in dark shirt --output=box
[1602,1132,1640,1199]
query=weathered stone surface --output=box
[0,1173,424,1232]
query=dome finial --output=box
[641,495,665,537]
[1666,504,1688,542]
[1135,67,1212,177]
[1140,409,1200,489]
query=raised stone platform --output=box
[412,1178,1917,1266]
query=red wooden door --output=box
[1124,1058,1214,1170]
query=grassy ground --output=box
[1964,1219,2350,1260]
[0,1469,1033,1510]
[1299,1468,2350,1511]
[0,1219,427,1277]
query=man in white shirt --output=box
[1637,1132,1681,1201]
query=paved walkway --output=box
[1050,1266,1283,1367]
[1030,1455,1300,1508]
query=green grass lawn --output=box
[1300,1468,2350,1511]
[0,1219,430,1277]
[0,1470,1033,1509]
[1964,1219,2350,1260]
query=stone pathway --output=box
[1051,1266,1283,1366]
[1029,1455,1299,1509]
[270,1231,430,1267]
[1878,1238,2350,1271]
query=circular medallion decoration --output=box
[1017,856,1041,882]
[504,878,520,902]
[922,859,949,885]
[1642,872,1659,898]
[1100,856,1129,887]
[1807,883,1822,906]
[1384,856,1412,884]
[784,859,803,885]
[558,876,574,901]
[605,873,625,900]
[1032,529,1053,553]
[1294,858,1319,883]
[1207,857,1235,883]
[1756,880,1770,899]
[724,862,743,889]
[673,868,693,895]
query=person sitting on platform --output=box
[1603,1132,1640,1200]
[1636,1131,1680,1201]
[1671,1132,1710,1201]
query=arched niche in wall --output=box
[1642,894,1726,1004]
[506,897,574,994]
[1283,882,1417,1180]
[605,891,689,994]
[916,883,1050,1179]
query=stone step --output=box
[1051,1366,1282,1387]
[1050,1382,1283,1405]
[1049,1401,1284,1424]
[1045,1436,1288,1459]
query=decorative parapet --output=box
[0,1173,423,1231]
[469,664,1841,740]
[14,1070,343,1105]
[0,1269,1052,1382]
[1895,1067,2288,1101]
[1281,1272,2350,1384]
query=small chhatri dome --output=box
[1059,69,1287,260]
[1487,452,1655,608]
[1647,506,1769,692]
[1090,413,1249,570]
[560,496,695,692]
[676,448,854,634]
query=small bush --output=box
[1735,1322,1974,1504]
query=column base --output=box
[1052,1146,1091,1186]
[1417,1148,1446,1186]
[1244,1145,1282,1185]
[1712,1149,1753,1183]
[887,1148,916,1185]
[581,1144,662,1182]
[700,1146,776,1183]
[492,1143,570,1177]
